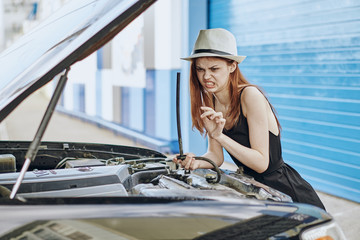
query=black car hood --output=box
[0,0,156,122]
[0,197,331,239]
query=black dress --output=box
[222,94,326,210]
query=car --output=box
[0,0,347,239]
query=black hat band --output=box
[193,49,233,56]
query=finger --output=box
[200,106,214,112]
[184,153,195,159]
[190,158,197,170]
[201,111,219,119]
[172,155,183,164]
[185,156,193,170]
[180,153,191,167]
[180,158,186,167]
[183,154,193,169]
[185,154,193,162]
[211,112,223,120]
[201,109,223,119]
[200,112,212,119]
[215,118,226,124]
[200,107,215,114]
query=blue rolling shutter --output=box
[209,0,360,202]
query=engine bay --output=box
[0,141,292,202]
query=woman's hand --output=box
[200,106,226,139]
[172,153,201,170]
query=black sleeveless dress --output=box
[222,95,326,210]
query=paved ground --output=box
[1,89,359,239]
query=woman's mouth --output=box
[204,81,215,88]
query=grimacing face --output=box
[195,57,236,94]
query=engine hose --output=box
[194,156,222,183]
[179,155,221,183]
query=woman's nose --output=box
[204,70,211,79]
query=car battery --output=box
[0,154,16,173]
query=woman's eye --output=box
[196,68,204,72]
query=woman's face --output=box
[195,57,236,94]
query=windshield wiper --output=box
[10,68,70,199]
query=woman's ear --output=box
[230,61,237,73]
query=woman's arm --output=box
[214,87,270,173]
[201,135,225,167]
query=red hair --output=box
[189,58,281,135]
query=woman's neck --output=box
[213,91,230,112]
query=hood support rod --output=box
[10,68,70,199]
[176,72,185,159]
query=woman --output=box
[174,28,325,210]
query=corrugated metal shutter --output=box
[209,0,360,202]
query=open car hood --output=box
[0,0,156,122]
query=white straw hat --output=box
[181,28,246,64]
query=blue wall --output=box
[209,0,360,202]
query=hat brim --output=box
[181,52,246,64]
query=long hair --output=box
[189,58,281,135]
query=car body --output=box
[0,0,347,239]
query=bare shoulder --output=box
[241,86,267,117]
[241,86,264,104]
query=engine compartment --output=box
[0,141,292,202]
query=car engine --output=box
[0,141,291,202]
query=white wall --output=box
[0,0,4,50]
[153,0,182,70]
